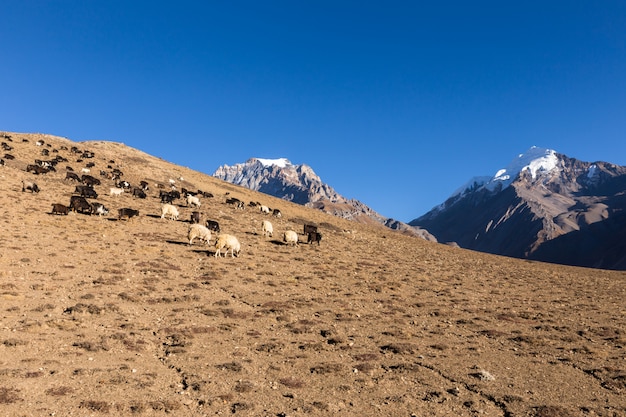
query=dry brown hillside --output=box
[1,131,625,417]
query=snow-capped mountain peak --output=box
[255,157,291,168]
[453,146,559,199]
[410,147,626,269]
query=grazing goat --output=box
[81,174,100,186]
[186,194,201,208]
[51,203,69,215]
[259,205,271,214]
[261,220,273,238]
[91,202,109,216]
[303,224,318,235]
[226,197,244,209]
[110,187,124,196]
[132,188,147,198]
[26,164,50,175]
[206,220,220,233]
[214,234,241,258]
[75,185,97,199]
[272,209,282,218]
[22,180,40,193]
[161,204,179,220]
[69,196,92,214]
[117,180,131,189]
[65,171,80,181]
[160,190,179,203]
[283,230,299,246]
[307,231,322,245]
[118,208,139,220]
[188,224,212,246]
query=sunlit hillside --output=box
[1,131,625,416]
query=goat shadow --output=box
[269,240,292,246]
[166,240,191,246]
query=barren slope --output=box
[0,132,625,416]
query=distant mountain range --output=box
[410,147,626,270]
[212,158,436,241]
[213,150,626,270]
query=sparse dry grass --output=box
[0,131,624,416]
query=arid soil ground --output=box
[1,132,625,417]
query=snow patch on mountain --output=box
[256,158,291,168]
[452,147,559,198]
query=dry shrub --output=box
[2,339,27,347]
[188,326,216,334]
[73,340,108,352]
[380,343,418,354]
[261,301,294,314]
[122,339,147,352]
[354,362,376,372]
[148,400,180,412]
[310,362,344,374]
[287,322,316,334]
[496,312,523,322]
[279,377,305,388]
[128,401,146,413]
[256,342,284,353]
[200,308,219,317]
[64,303,102,315]
[479,329,508,338]
[45,386,74,396]
[216,393,234,402]
[221,308,249,319]
[80,400,111,412]
[234,380,255,393]
[231,402,253,413]
[215,362,242,372]
[429,344,449,351]
[384,363,421,373]
[31,303,55,312]
[0,387,21,404]
[591,326,621,339]
[118,292,139,302]
[312,401,329,410]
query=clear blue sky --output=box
[2,1,625,222]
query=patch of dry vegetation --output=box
[0,131,624,416]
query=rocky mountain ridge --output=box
[213,158,436,241]
[410,147,626,270]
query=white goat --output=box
[188,224,211,245]
[259,205,271,214]
[186,194,201,208]
[110,187,124,196]
[161,203,179,220]
[214,234,241,258]
[261,220,273,237]
[283,230,299,246]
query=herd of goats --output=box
[4,134,322,258]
